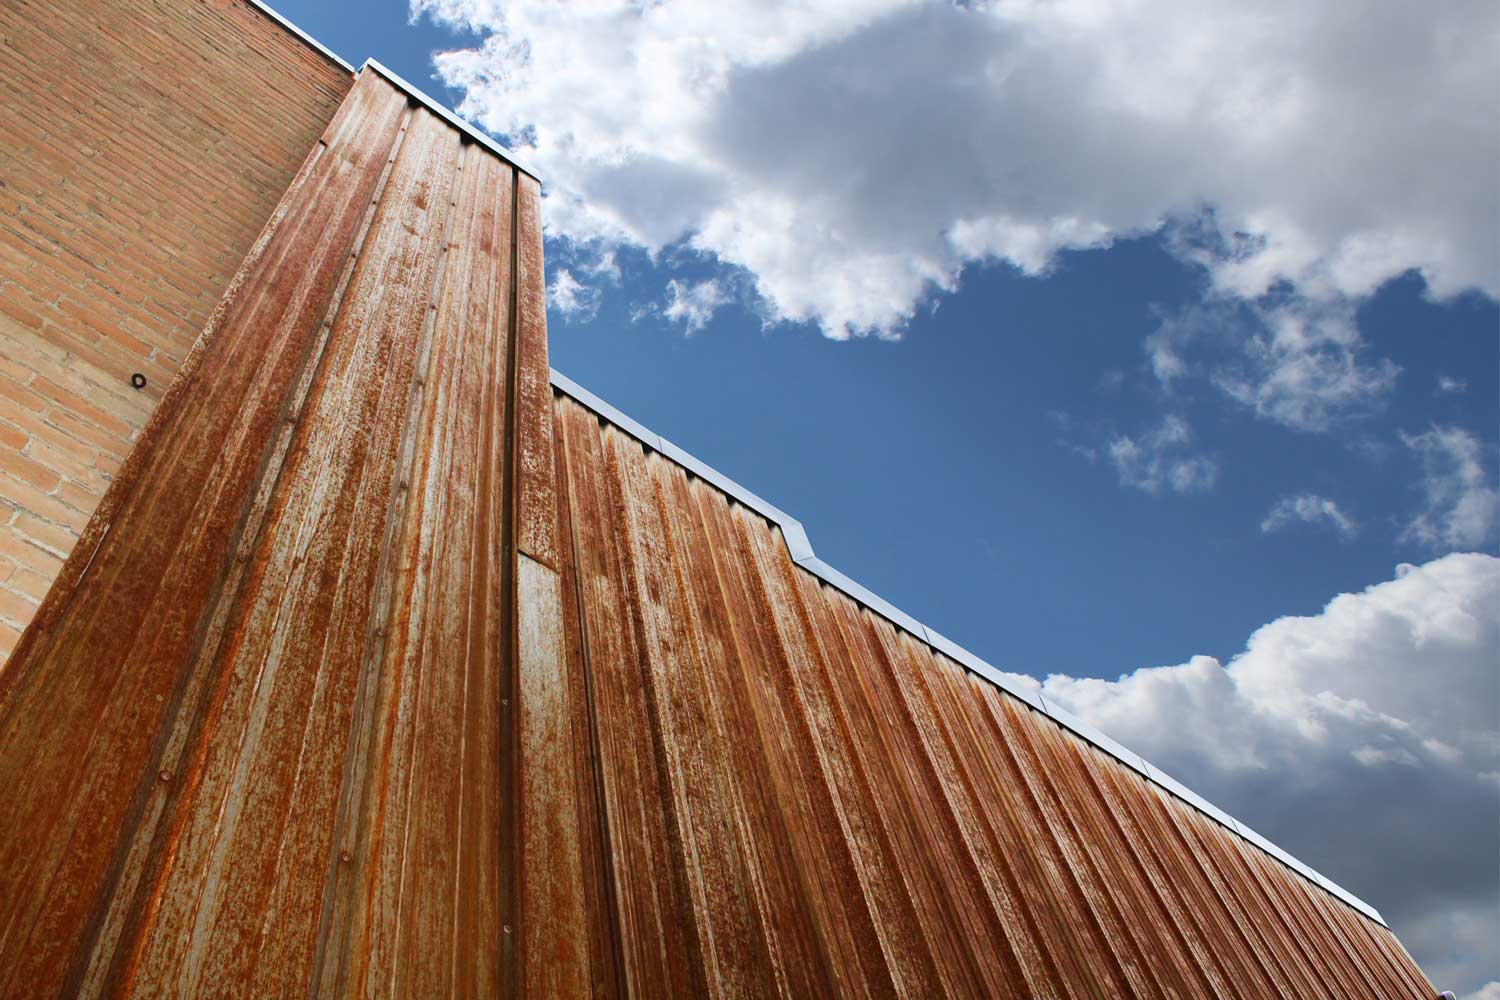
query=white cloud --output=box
[661,278,726,333]
[1107,415,1217,494]
[1402,427,1500,550]
[1262,493,1358,539]
[583,248,622,284]
[1439,375,1470,395]
[414,0,1498,337]
[1147,300,1400,432]
[1466,981,1500,1000]
[547,267,601,320]
[1036,553,1500,994]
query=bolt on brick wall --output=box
[0,0,351,660]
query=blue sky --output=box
[274,1,1497,991]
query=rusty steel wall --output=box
[0,14,1438,997]
[550,391,1437,999]
[0,68,590,996]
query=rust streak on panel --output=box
[517,552,593,996]
[0,70,407,995]
[555,408,706,997]
[552,396,627,1000]
[120,102,463,998]
[1023,706,1225,999]
[819,587,1000,998]
[511,165,593,996]
[654,460,816,997]
[790,573,964,998]
[604,439,778,998]
[314,142,515,998]
[0,17,1440,991]
[1074,735,1286,996]
[916,659,1079,998]
[666,473,843,998]
[689,490,878,997]
[512,176,559,570]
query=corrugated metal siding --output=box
[0,68,587,995]
[550,394,1437,999]
[0,48,1436,998]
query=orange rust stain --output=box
[0,44,1438,1000]
[546,390,1437,998]
[0,67,595,997]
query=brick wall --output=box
[0,0,350,659]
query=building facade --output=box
[0,1,1438,996]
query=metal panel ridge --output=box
[359,60,542,182]
[547,365,1390,928]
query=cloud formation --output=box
[547,267,601,320]
[1262,493,1358,539]
[1107,415,1217,494]
[1402,427,1500,550]
[660,278,727,333]
[414,0,1497,337]
[1025,553,1500,994]
[1146,300,1400,433]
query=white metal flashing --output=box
[358,60,541,182]
[1143,760,1244,834]
[549,366,1390,929]
[243,2,541,181]
[244,0,356,74]
[1039,695,1152,779]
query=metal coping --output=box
[358,60,542,182]
[244,0,355,74]
[549,367,1388,928]
[243,1,541,181]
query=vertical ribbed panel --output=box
[0,49,1437,1000]
[0,69,588,997]
[550,392,1437,999]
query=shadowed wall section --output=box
[0,69,588,996]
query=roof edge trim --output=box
[243,0,357,74]
[358,60,542,182]
[548,366,1387,929]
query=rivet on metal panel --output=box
[503,926,511,935]
[374,627,386,638]
[501,698,509,707]
[398,480,409,492]
[157,771,171,783]
[340,851,352,863]
[414,375,424,387]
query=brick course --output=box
[0,0,350,659]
